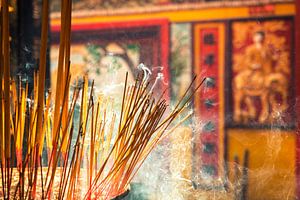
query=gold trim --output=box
[50,3,295,25]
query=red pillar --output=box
[296,0,300,198]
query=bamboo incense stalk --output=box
[1,1,11,198]
[39,91,51,155]
[52,0,68,147]
[35,0,49,149]
[2,0,10,161]
[31,1,49,196]
[0,3,3,170]
[61,0,72,157]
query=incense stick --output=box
[0,0,205,199]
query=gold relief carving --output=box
[232,21,290,124]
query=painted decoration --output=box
[51,0,293,12]
[230,19,294,127]
[50,0,231,12]
[50,43,138,98]
[50,19,170,99]
[194,23,225,181]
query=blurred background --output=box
[7,0,300,199]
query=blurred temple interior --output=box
[5,0,300,199]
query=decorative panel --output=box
[193,23,225,182]
[228,18,294,128]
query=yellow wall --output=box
[169,127,297,199]
[227,129,296,200]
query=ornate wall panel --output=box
[193,23,225,183]
[228,18,294,128]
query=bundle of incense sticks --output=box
[0,0,204,199]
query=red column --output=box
[295,0,300,198]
